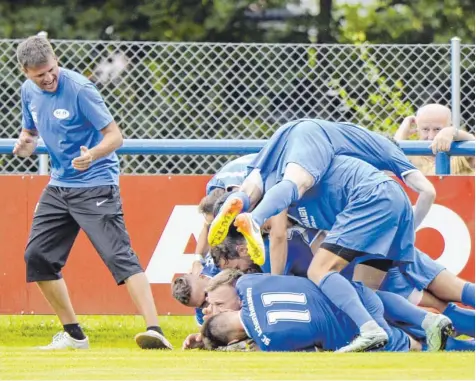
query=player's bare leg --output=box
[126,272,173,350]
[36,279,89,350]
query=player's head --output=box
[204,269,243,317]
[171,274,209,309]
[199,188,225,225]
[201,311,247,350]
[210,235,261,273]
[17,36,59,92]
[416,104,452,140]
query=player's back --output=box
[236,274,357,351]
[307,119,417,180]
[206,154,257,194]
[289,155,393,230]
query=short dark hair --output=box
[201,313,233,350]
[171,275,192,306]
[210,235,245,267]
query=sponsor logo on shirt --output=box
[53,109,70,120]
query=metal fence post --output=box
[435,152,451,175]
[451,37,461,132]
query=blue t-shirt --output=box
[306,119,417,180]
[288,155,391,231]
[206,154,257,195]
[260,226,318,277]
[21,68,119,187]
[236,274,358,351]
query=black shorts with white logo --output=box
[24,185,143,285]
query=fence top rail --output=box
[0,139,473,156]
[1,39,473,48]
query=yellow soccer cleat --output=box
[208,197,244,246]
[234,213,265,266]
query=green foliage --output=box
[336,0,475,44]
[329,40,415,135]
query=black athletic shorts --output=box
[24,185,143,285]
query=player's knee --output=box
[283,163,313,196]
[24,245,48,268]
[103,250,144,285]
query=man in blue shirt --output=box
[201,271,457,353]
[13,36,171,350]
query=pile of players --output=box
[172,117,475,353]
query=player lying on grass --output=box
[199,270,464,353]
[207,119,432,352]
[212,227,475,338]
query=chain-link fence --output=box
[0,40,474,174]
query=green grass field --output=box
[0,315,474,380]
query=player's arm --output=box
[74,83,123,168]
[13,87,39,157]
[88,121,123,161]
[268,209,289,275]
[403,171,436,229]
[190,222,209,274]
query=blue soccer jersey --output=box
[310,119,418,180]
[260,226,318,277]
[236,274,411,352]
[21,68,119,187]
[206,154,257,195]
[287,155,415,262]
[236,274,359,351]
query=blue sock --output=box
[319,272,374,328]
[444,337,475,352]
[252,180,299,226]
[376,290,426,327]
[230,191,250,212]
[443,303,475,337]
[462,283,475,308]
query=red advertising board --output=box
[0,175,473,314]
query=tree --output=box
[336,0,475,44]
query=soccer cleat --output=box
[208,197,244,246]
[134,330,173,350]
[37,331,89,350]
[422,313,455,352]
[336,327,388,353]
[234,213,265,266]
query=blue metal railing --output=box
[0,139,473,175]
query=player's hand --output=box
[13,134,37,157]
[190,260,204,275]
[72,146,94,171]
[430,127,453,154]
[182,333,204,350]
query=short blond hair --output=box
[17,36,55,70]
[206,269,243,293]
